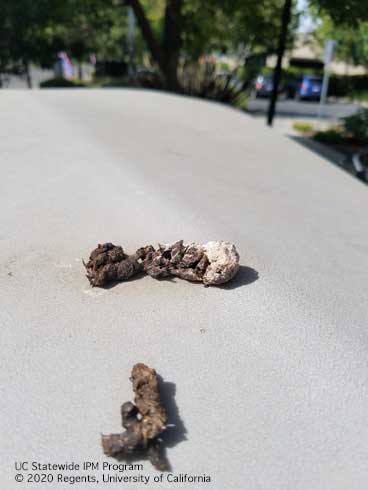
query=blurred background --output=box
[0,0,367,176]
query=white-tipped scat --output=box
[202,241,240,285]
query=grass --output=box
[350,90,368,103]
[292,121,314,134]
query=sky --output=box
[297,0,317,33]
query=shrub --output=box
[342,108,368,143]
[329,74,368,98]
[136,66,248,110]
[39,77,85,88]
[313,128,344,144]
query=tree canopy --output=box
[314,13,368,68]
[0,0,367,89]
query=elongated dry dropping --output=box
[101,364,168,470]
[85,240,240,287]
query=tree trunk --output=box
[127,0,183,92]
[24,60,32,89]
[162,0,183,92]
[267,0,292,126]
[127,0,165,72]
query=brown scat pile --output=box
[84,240,240,287]
[83,243,140,287]
[137,240,210,283]
[101,364,168,471]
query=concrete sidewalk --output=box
[1,90,368,490]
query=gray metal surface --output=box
[1,90,368,490]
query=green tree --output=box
[0,0,300,90]
[126,0,297,91]
[314,14,368,68]
[267,0,368,125]
[0,0,67,86]
[313,0,368,25]
[0,0,135,84]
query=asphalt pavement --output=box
[1,90,368,490]
[247,96,360,121]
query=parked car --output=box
[253,75,284,98]
[287,75,323,100]
[254,75,273,97]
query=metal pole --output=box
[127,7,136,80]
[318,39,336,122]
[317,70,330,121]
